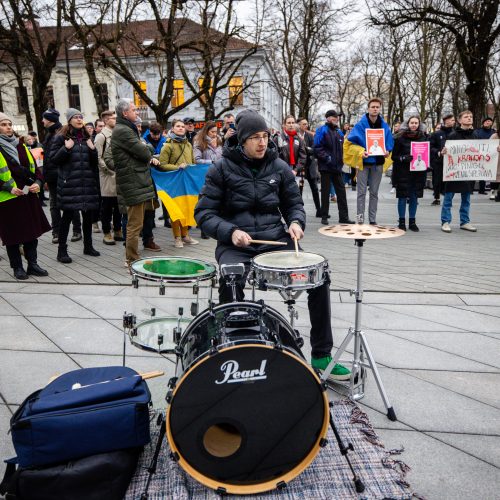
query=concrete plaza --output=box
[1,177,499,499]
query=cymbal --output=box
[318,223,405,239]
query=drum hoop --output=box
[251,252,327,272]
[165,344,329,495]
[135,316,191,328]
[131,256,217,283]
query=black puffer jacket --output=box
[195,138,305,258]
[50,131,99,211]
[443,128,478,194]
[42,122,62,183]
[392,132,428,199]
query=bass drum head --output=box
[166,344,328,494]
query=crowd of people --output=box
[0,98,499,280]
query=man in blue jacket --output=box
[348,98,393,224]
[314,110,353,225]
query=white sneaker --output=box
[490,190,496,200]
[174,237,183,248]
[390,187,396,194]
[441,222,451,233]
[460,223,477,232]
[182,235,199,245]
[92,223,101,233]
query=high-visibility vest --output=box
[0,144,36,203]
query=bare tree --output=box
[368,0,500,126]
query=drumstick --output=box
[248,239,287,246]
[139,370,165,380]
[293,237,299,257]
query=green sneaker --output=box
[311,356,351,381]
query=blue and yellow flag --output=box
[151,164,210,227]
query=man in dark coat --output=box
[314,110,353,225]
[429,114,456,206]
[298,117,321,216]
[475,117,496,194]
[183,117,197,145]
[111,99,160,265]
[440,110,479,233]
[42,108,81,243]
[195,109,350,381]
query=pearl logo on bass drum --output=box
[215,359,268,385]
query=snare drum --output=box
[166,302,329,495]
[251,251,328,291]
[131,256,216,284]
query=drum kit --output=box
[121,222,403,497]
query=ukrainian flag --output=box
[151,164,210,227]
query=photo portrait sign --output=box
[365,129,386,156]
[443,140,499,181]
[410,142,430,171]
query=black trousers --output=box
[303,169,321,212]
[6,240,38,269]
[59,210,93,250]
[320,171,349,221]
[217,241,333,359]
[47,180,81,235]
[101,197,121,234]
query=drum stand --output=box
[321,239,397,421]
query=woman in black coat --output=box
[392,116,428,231]
[50,108,100,263]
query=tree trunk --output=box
[83,48,106,116]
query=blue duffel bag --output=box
[9,366,151,468]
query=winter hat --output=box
[43,108,60,123]
[0,112,13,123]
[325,109,339,118]
[482,116,493,125]
[236,109,268,144]
[66,108,82,122]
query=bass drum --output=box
[166,302,329,495]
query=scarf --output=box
[74,128,85,143]
[168,131,186,143]
[403,130,421,139]
[0,134,20,164]
[284,129,297,166]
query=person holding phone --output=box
[159,119,198,248]
[0,112,51,279]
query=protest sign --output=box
[443,140,499,181]
[365,129,386,156]
[410,142,430,171]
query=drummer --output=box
[194,109,349,381]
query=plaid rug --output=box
[125,399,413,499]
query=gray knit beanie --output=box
[66,108,82,122]
[236,109,269,144]
[0,112,13,123]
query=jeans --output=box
[441,192,471,225]
[356,165,383,223]
[398,192,418,218]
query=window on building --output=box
[228,76,244,106]
[97,83,109,109]
[69,84,81,109]
[171,79,185,107]
[44,85,55,109]
[134,81,147,107]
[198,77,213,104]
[15,87,28,114]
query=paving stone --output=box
[0,292,99,319]
[459,295,500,306]
[0,296,21,316]
[0,350,79,405]
[339,292,465,305]
[376,429,500,500]
[0,316,59,351]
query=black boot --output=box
[84,245,100,256]
[57,245,72,264]
[14,267,29,280]
[408,218,419,232]
[200,231,209,239]
[27,263,49,276]
[398,218,406,231]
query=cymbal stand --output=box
[321,238,397,421]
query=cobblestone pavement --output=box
[1,177,499,499]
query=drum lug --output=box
[192,283,199,295]
[320,438,328,448]
[295,336,304,348]
[159,283,166,295]
[123,312,136,329]
[168,377,178,389]
[132,277,139,289]
[157,334,163,350]
[169,451,180,462]
[276,481,287,490]
[173,327,181,344]
[190,301,198,317]
[166,390,173,404]
[216,487,227,496]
